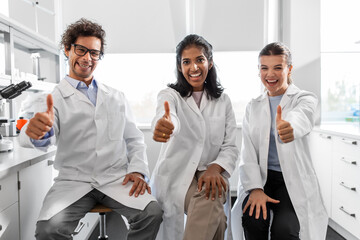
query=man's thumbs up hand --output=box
[25,94,54,140]
[276,105,294,143]
[153,101,174,142]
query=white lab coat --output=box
[20,79,155,220]
[150,88,239,240]
[231,84,328,240]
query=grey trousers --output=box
[35,189,163,240]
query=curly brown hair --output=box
[60,18,106,57]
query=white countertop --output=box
[314,123,360,140]
[0,136,56,178]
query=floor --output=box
[88,213,346,240]
[326,226,346,240]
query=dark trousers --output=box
[242,170,300,240]
[35,189,163,240]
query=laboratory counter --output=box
[0,136,57,240]
[314,123,360,140]
[0,136,56,179]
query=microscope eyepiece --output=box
[0,81,32,99]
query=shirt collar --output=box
[64,75,98,90]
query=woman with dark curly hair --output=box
[150,34,239,240]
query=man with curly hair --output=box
[20,18,163,240]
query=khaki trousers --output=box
[183,171,228,240]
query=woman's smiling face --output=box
[180,45,213,91]
[259,55,292,96]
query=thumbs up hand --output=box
[276,105,294,143]
[153,101,174,142]
[25,94,55,140]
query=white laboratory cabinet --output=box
[0,173,19,240]
[8,0,58,42]
[331,136,360,239]
[308,132,333,215]
[309,130,360,240]
[18,159,53,240]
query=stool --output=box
[90,204,112,240]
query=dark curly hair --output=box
[168,34,224,99]
[60,18,106,57]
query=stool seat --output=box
[90,204,112,213]
[90,204,112,239]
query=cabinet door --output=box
[0,203,20,240]
[18,159,53,240]
[0,173,18,212]
[9,0,36,32]
[308,131,333,216]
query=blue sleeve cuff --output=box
[30,128,54,147]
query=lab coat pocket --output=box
[108,112,125,141]
[209,116,225,145]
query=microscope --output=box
[0,81,32,152]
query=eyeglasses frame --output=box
[70,43,104,61]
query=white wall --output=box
[61,0,265,53]
[61,0,186,53]
[282,0,321,123]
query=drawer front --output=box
[332,175,360,239]
[333,152,360,184]
[0,203,20,240]
[333,137,360,157]
[0,173,18,212]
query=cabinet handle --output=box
[339,206,356,218]
[340,157,357,165]
[0,224,2,231]
[72,221,85,235]
[340,182,356,192]
[319,134,331,140]
[47,160,54,166]
[341,138,357,145]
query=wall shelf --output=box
[0,11,60,120]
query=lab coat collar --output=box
[185,91,209,116]
[57,77,110,108]
[96,81,110,95]
[256,83,300,104]
[279,84,300,109]
[186,94,200,116]
[199,91,209,112]
[95,81,110,109]
[58,79,75,98]
[58,79,94,106]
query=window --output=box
[94,51,260,124]
[321,0,360,124]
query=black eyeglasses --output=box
[71,44,103,61]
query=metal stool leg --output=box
[90,204,112,240]
[98,212,108,240]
